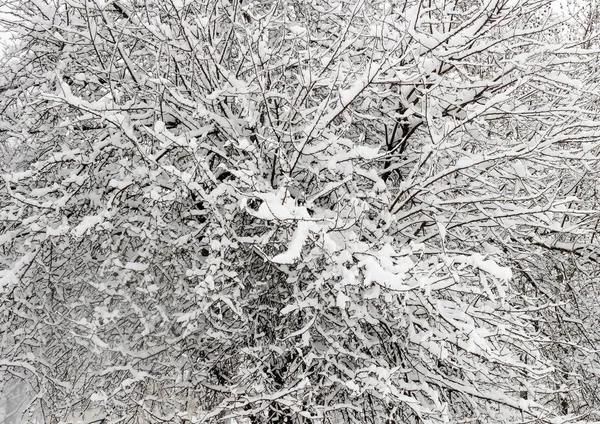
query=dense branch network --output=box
[0,0,599,423]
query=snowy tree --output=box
[1,0,600,423]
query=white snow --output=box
[71,211,109,237]
[250,188,311,221]
[454,254,513,281]
[154,120,165,133]
[340,80,364,106]
[272,221,313,264]
[124,262,149,272]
